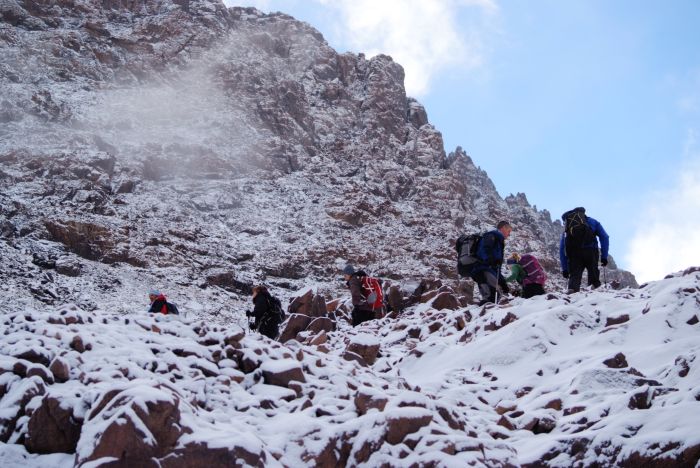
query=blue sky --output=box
[229,0,700,282]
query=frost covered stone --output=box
[346,334,380,365]
[260,359,306,387]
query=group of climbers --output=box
[457,207,609,305]
[147,206,609,338]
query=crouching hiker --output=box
[456,221,511,305]
[343,265,384,326]
[247,285,284,340]
[148,289,179,315]
[506,253,547,299]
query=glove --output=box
[601,259,608,267]
[562,271,569,279]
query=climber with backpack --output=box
[506,253,547,298]
[456,221,511,305]
[559,207,609,293]
[248,285,285,340]
[343,264,384,326]
[147,289,179,315]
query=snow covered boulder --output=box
[164,440,267,468]
[384,407,433,445]
[260,359,306,387]
[49,357,70,383]
[76,384,186,466]
[288,288,315,316]
[430,291,461,311]
[354,387,388,415]
[0,375,46,443]
[346,334,381,365]
[307,317,335,335]
[278,313,313,343]
[25,394,82,454]
[386,285,404,314]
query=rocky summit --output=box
[1,1,687,468]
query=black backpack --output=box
[563,208,595,251]
[267,296,285,322]
[166,301,180,315]
[456,233,482,275]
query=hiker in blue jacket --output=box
[559,207,609,293]
[470,221,512,305]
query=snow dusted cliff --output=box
[0,0,635,321]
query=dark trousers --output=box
[352,307,374,326]
[568,248,600,292]
[471,270,508,305]
[258,317,279,340]
[522,283,545,298]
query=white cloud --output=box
[626,129,700,283]
[322,0,498,96]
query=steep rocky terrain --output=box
[1,0,635,321]
[1,267,698,467]
[4,2,682,466]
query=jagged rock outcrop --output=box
[0,0,636,321]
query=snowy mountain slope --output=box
[1,0,636,319]
[0,268,698,467]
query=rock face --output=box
[25,395,82,454]
[0,0,635,321]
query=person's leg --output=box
[585,249,601,288]
[470,271,487,304]
[360,309,374,325]
[567,252,585,292]
[483,271,499,303]
[352,308,361,327]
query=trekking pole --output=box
[494,262,501,305]
[603,266,608,287]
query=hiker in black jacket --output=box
[248,285,281,339]
[559,207,610,293]
[470,221,512,305]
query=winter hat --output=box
[342,264,355,275]
[148,289,161,297]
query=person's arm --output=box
[479,232,497,264]
[349,277,368,307]
[559,234,568,273]
[252,295,268,327]
[505,264,522,283]
[594,220,610,262]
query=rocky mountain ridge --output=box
[0,1,635,313]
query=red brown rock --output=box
[79,386,185,466]
[603,352,628,369]
[431,292,461,311]
[385,410,433,445]
[163,442,267,468]
[354,389,388,415]
[25,395,82,454]
[288,289,314,316]
[278,313,313,343]
[307,317,335,335]
[605,314,630,327]
[261,360,306,387]
[346,337,380,365]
